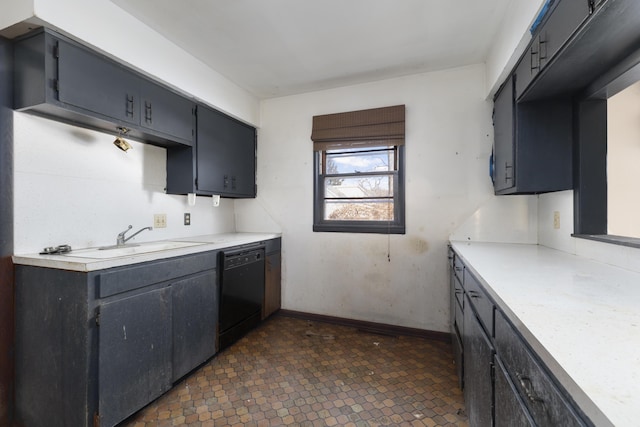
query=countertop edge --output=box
[13,232,282,272]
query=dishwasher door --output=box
[219,247,265,349]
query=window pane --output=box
[325,199,394,221]
[324,175,393,198]
[325,149,395,174]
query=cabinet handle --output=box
[530,44,540,72]
[538,36,547,64]
[455,266,463,272]
[504,162,513,183]
[516,372,545,404]
[468,290,480,299]
[145,101,152,124]
[126,95,134,118]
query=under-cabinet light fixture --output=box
[212,195,220,207]
[113,127,132,152]
[187,193,196,206]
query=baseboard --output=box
[277,309,451,343]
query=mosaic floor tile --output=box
[122,315,467,427]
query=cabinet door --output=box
[98,287,172,427]
[230,122,257,196]
[172,270,218,381]
[263,252,281,319]
[140,81,195,144]
[495,311,586,427]
[495,355,535,427]
[514,44,540,98]
[57,39,140,125]
[493,76,515,192]
[197,105,256,197]
[537,0,590,70]
[463,296,493,427]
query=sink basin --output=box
[63,241,205,259]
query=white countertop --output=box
[13,232,281,272]
[451,241,640,427]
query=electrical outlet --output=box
[154,214,167,228]
[553,211,560,229]
[184,213,191,226]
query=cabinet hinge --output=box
[53,79,59,93]
[194,178,198,188]
[95,308,100,327]
[53,42,60,59]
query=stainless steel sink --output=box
[63,241,205,259]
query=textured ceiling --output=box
[110,0,513,99]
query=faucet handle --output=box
[116,225,133,245]
[118,225,133,238]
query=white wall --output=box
[236,64,495,332]
[13,113,235,254]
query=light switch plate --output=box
[184,213,191,226]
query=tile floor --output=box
[123,315,468,427]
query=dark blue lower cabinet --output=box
[98,286,173,427]
[463,297,494,427]
[15,250,218,427]
[494,355,535,427]
[451,247,590,427]
[172,271,218,381]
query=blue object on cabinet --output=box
[530,0,554,34]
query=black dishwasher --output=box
[219,246,265,350]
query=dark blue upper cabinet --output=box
[166,103,257,198]
[196,104,256,197]
[519,0,640,101]
[56,39,141,126]
[140,80,195,144]
[13,28,194,148]
[515,0,591,99]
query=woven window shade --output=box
[311,105,405,151]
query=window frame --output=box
[313,145,405,234]
[573,52,640,249]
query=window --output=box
[311,105,405,234]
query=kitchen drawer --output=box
[453,274,464,310]
[464,269,494,337]
[453,256,465,285]
[495,354,535,427]
[494,310,586,427]
[98,251,217,298]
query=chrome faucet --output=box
[116,225,153,246]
